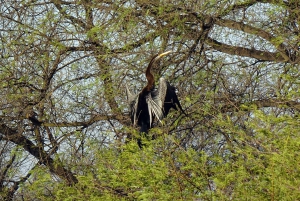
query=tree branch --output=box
[215,18,290,61]
[51,0,87,29]
[42,114,130,127]
[0,124,78,185]
[206,37,286,62]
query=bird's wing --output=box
[146,77,185,126]
[132,95,140,126]
[155,77,168,109]
[146,92,164,126]
[145,77,168,126]
[147,77,185,126]
[125,84,137,104]
[154,77,185,116]
[126,84,139,125]
[164,81,185,115]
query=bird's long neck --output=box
[143,54,158,92]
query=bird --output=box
[126,51,185,144]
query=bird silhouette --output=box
[126,51,185,146]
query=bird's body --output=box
[126,51,185,138]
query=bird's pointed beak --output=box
[157,50,173,59]
[148,50,173,71]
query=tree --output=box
[0,0,299,200]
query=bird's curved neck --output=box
[143,54,158,92]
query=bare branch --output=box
[0,124,78,185]
[206,37,286,62]
[215,18,290,61]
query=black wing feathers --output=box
[163,82,185,116]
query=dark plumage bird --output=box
[126,51,185,139]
